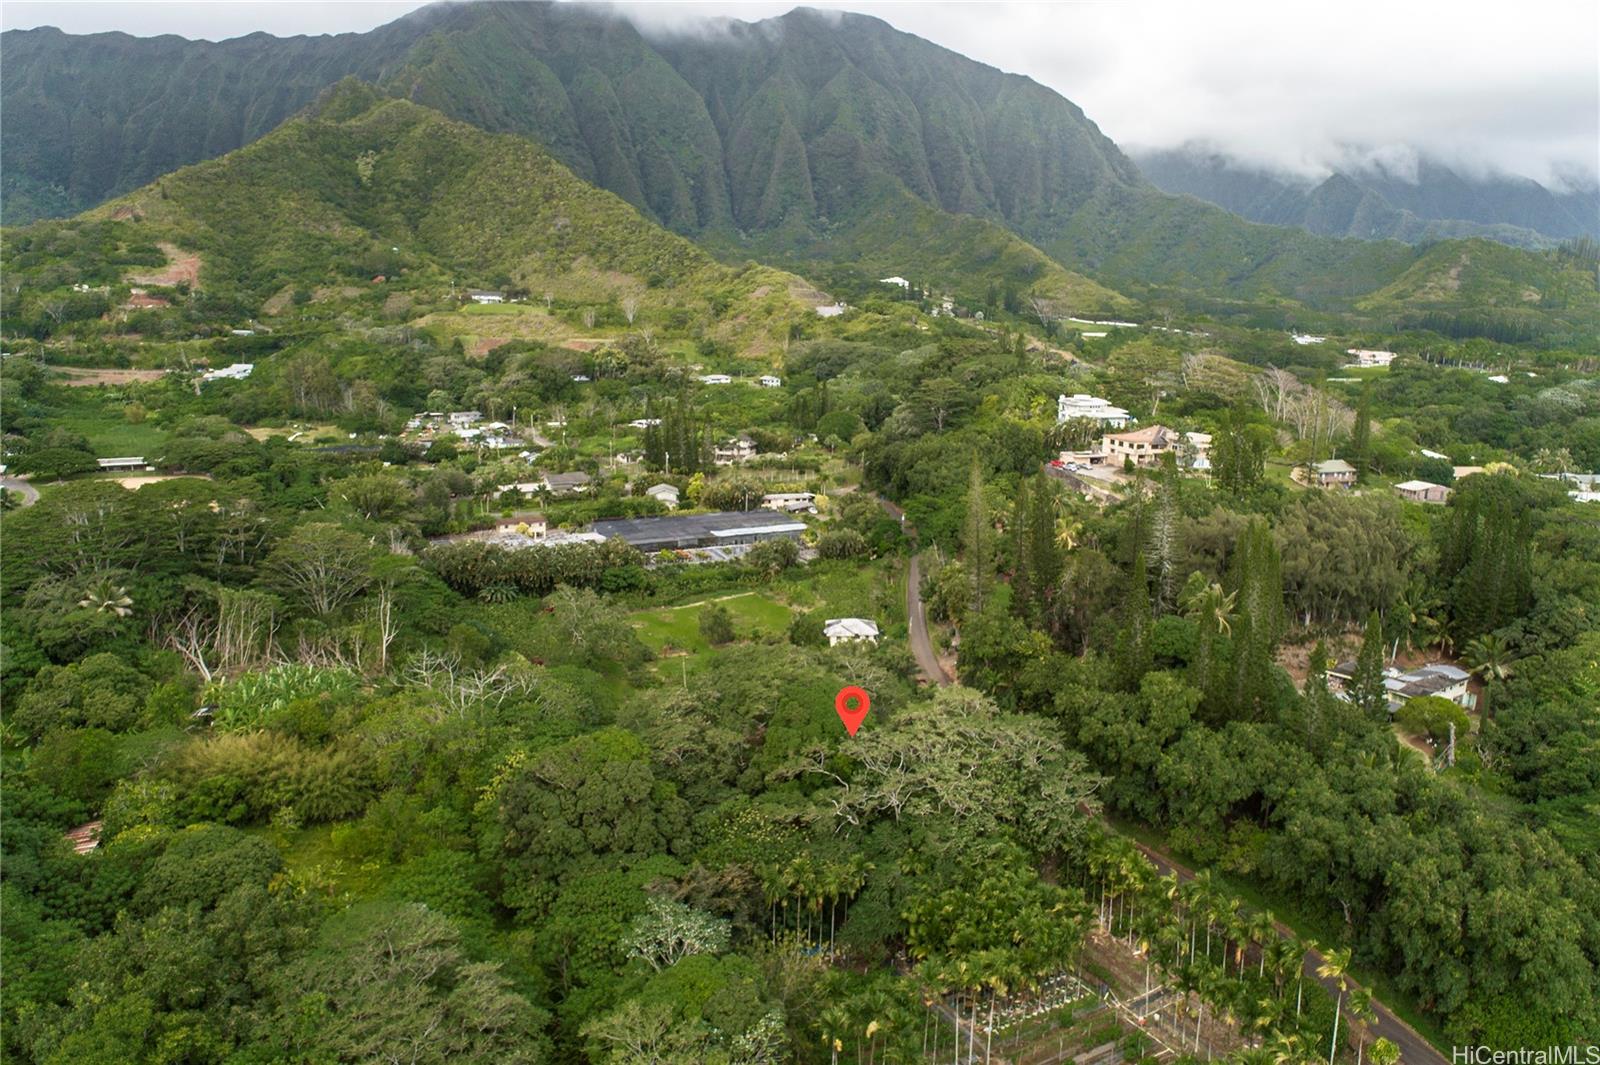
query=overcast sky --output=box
[6,1,1597,188]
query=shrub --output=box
[1396,695,1471,744]
[699,604,735,646]
[816,529,868,560]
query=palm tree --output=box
[1347,987,1375,1065]
[1181,575,1237,636]
[1461,634,1516,718]
[1368,1038,1400,1065]
[819,1005,852,1065]
[1249,911,1279,978]
[1267,1030,1308,1065]
[1317,946,1353,1065]
[1296,941,1315,1020]
[78,576,134,617]
[1054,516,1083,553]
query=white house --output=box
[1057,394,1132,428]
[468,290,505,304]
[644,483,680,508]
[1291,333,1327,345]
[699,374,733,385]
[815,303,847,318]
[713,436,757,465]
[1345,349,1396,367]
[879,276,910,289]
[201,362,254,382]
[1330,662,1474,712]
[1395,480,1451,504]
[761,491,817,514]
[758,375,783,388]
[628,418,662,429]
[824,618,880,646]
[448,411,482,428]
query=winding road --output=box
[880,489,1446,1064]
[0,475,40,507]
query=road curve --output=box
[0,476,40,506]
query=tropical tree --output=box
[1461,633,1517,717]
[77,575,135,617]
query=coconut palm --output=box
[1462,633,1516,683]
[1054,516,1083,553]
[78,576,134,617]
[1249,911,1279,978]
[819,1005,852,1065]
[1317,946,1353,1065]
[1368,1037,1400,1065]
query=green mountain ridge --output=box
[4,2,1596,335]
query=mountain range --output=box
[4,1,1597,334]
[1133,145,1600,250]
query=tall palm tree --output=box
[1249,911,1279,978]
[1054,516,1083,553]
[1317,946,1353,1065]
[819,1005,852,1065]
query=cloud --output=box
[4,0,1594,187]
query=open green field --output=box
[50,410,170,456]
[631,591,794,657]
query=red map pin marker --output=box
[835,686,870,737]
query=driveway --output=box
[0,476,39,506]
[875,495,952,686]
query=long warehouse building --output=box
[591,509,806,553]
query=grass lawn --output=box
[631,591,794,657]
[1103,814,1453,1054]
[51,412,169,456]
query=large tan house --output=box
[1102,425,1177,468]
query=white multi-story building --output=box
[1057,393,1132,428]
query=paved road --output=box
[1125,837,1446,1065]
[883,494,1444,1064]
[875,495,953,686]
[0,476,39,506]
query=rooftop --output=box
[592,509,805,545]
[1314,459,1356,474]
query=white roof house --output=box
[1057,394,1132,428]
[824,618,880,646]
[644,483,680,507]
[879,276,910,289]
[201,362,254,382]
[815,303,847,318]
[761,491,817,513]
[758,375,782,388]
[1346,349,1397,366]
[468,289,504,304]
[628,418,662,429]
[448,410,482,426]
[699,374,732,385]
[1291,333,1327,345]
[97,456,151,471]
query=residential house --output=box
[879,276,910,289]
[644,483,680,509]
[824,618,881,646]
[699,374,733,385]
[1057,393,1132,428]
[815,303,847,318]
[1310,459,1357,488]
[493,513,547,541]
[1345,349,1397,367]
[541,471,592,495]
[1452,466,1486,480]
[467,290,504,304]
[713,436,757,466]
[1329,661,1475,713]
[1395,480,1451,504]
[1181,432,1213,474]
[758,375,783,388]
[761,491,817,514]
[1101,425,1176,468]
[201,362,254,382]
[448,411,482,428]
[628,418,662,429]
[497,481,543,498]
[1291,333,1327,345]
